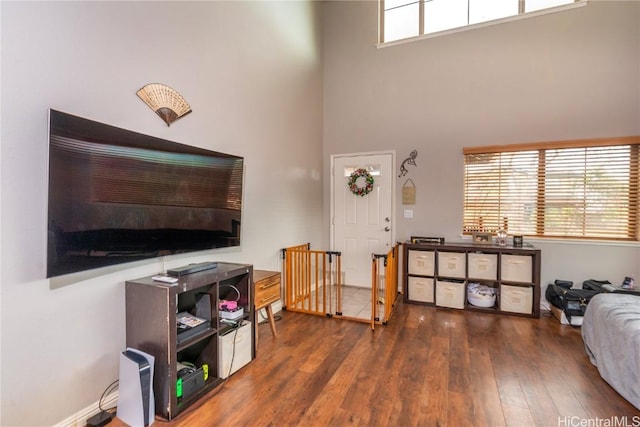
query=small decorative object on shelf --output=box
[513,235,523,247]
[411,236,445,244]
[472,232,492,245]
[348,168,374,196]
[496,229,508,246]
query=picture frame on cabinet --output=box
[472,232,493,245]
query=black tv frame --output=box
[47,109,244,278]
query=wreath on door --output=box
[348,168,374,196]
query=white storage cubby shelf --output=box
[403,242,541,318]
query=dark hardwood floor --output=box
[114,301,640,427]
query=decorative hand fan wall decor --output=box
[136,83,192,126]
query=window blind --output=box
[463,136,640,241]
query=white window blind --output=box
[463,137,640,241]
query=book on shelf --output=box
[177,312,210,343]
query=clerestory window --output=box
[380,0,583,44]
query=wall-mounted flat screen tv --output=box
[47,109,244,278]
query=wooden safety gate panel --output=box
[282,244,343,317]
[371,243,400,330]
[282,243,400,329]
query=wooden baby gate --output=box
[371,243,400,329]
[281,243,400,329]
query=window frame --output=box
[379,0,586,46]
[462,136,640,242]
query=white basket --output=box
[467,283,496,308]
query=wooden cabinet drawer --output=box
[254,272,281,309]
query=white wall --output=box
[322,1,640,290]
[2,1,638,424]
[0,1,323,425]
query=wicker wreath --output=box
[348,168,374,197]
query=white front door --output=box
[331,152,395,287]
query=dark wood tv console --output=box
[125,262,254,420]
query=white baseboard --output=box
[54,392,117,427]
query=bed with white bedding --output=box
[582,293,640,410]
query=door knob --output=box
[385,217,390,222]
[385,226,390,232]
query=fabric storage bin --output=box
[500,284,533,314]
[218,320,252,378]
[408,276,434,303]
[501,254,533,283]
[408,250,435,276]
[468,253,498,280]
[437,252,466,278]
[436,279,465,309]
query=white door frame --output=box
[330,150,396,282]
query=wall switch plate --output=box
[404,209,413,219]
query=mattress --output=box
[582,293,640,410]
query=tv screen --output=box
[47,109,244,278]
